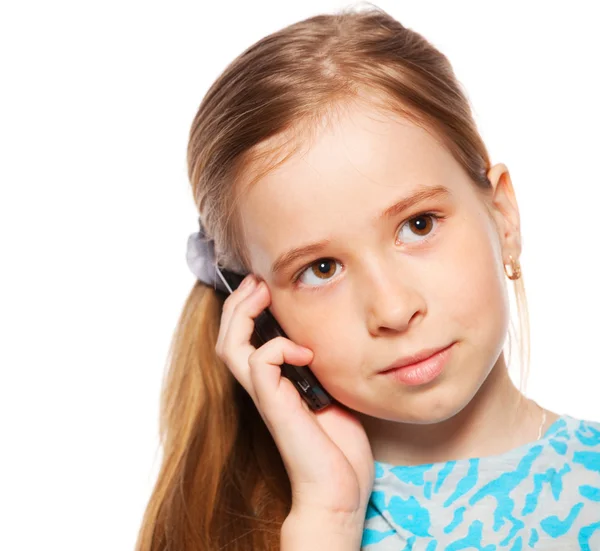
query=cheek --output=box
[271,293,360,379]
[439,215,510,347]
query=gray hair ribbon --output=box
[186,218,229,293]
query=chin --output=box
[344,370,486,425]
[396,397,473,425]
[367,400,469,426]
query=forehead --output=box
[237,102,469,271]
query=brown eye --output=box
[409,215,434,236]
[311,259,336,279]
[298,258,342,286]
[397,214,438,243]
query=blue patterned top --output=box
[362,415,600,550]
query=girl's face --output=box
[237,101,520,424]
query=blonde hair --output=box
[135,7,530,550]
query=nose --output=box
[362,257,427,337]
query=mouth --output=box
[378,342,456,386]
[380,343,455,373]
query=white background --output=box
[1,1,598,549]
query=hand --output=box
[215,275,374,520]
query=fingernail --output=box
[239,275,255,290]
[253,281,267,295]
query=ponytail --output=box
[135,282,291,551]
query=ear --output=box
[486,163,522,263]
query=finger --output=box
[217,281,274,393]
[217,274,257,337]
[248,336,314,414]
[215,275,258,359]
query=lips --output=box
[380,343,454,373]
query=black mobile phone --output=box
[216,267,332,412]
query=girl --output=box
[136,8,600,551]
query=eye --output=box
[297,258,342,287]
[396,213,439,244]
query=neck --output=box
[358,354,544,466]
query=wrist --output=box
[281,509,365,551]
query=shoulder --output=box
[551,414,600,444]
[547,414,600,473]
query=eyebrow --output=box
[270,185,451,276]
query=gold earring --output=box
[504,254,521,280]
